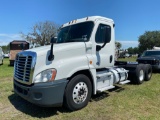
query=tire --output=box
[64,74,92,111]
[144,64,152,81]
[134,64,145,84]
[10,60,14,66]
[0,60,3,65]
[9,61,11,66]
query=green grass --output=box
[0,58,160,120]
[118,56,138,61]
[0,58,14,78]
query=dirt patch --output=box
[0,77,13,82]
[0,106,13,114]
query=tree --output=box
[127,47,139,54]
[115,41,122,49]
[127,47,134,54]
[1,44,10,53]
[138,31,160,53]
[21,21,59,46]
[133,47,139,54]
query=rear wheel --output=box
[64,74,92,111]
[134,64,145,84]
[144,64,152,81]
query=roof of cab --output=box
[62,16,114,28]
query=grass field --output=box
[0,58,160,120]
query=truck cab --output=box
[13,16,151,111]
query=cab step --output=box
[97,85,115,92]
[119,80,130,85]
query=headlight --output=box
[155,60,159,65]
[34,69,57,83]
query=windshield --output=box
[57,21,94,43]
[142,51,160,57]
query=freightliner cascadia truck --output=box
[13,16,152,111]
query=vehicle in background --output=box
[115,49,126,59]
[119,51,126,58]
[0,47,4,65]
[137,49,160,70]
[125,53,131,58]
[9,40,29,66]
[4,53,9,58]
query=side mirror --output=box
[103,26,111,43]
[96,25,111,51]
[48,37,56,61]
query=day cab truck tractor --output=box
[13,16,152,111]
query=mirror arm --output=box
[48,43,54,61]
[96,42,107,51]
[101,42,107,49]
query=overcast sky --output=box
[0,0,160,48]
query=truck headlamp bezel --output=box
[34,69,57,83]
[155,60,160,65]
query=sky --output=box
[0,0,160,49]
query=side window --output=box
[95,24,111,43]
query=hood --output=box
[137,56,160,60]
[26,42,85,56]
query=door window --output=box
[95,24,111,43]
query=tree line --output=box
[1,45,9,53]
[120,31,160,55]
[21,21,59,46]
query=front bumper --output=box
[152,65,160,70]
[14,79,68,107]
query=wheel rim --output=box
[139,70,144,81]
[72,82,88,104]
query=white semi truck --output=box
[13,16,152,111]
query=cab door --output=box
[91,21,115,69]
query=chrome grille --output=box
[14,55,32,82]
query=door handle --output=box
[110,55,113,63]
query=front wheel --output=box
[64,74,92,111]
[0,60,3,65]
